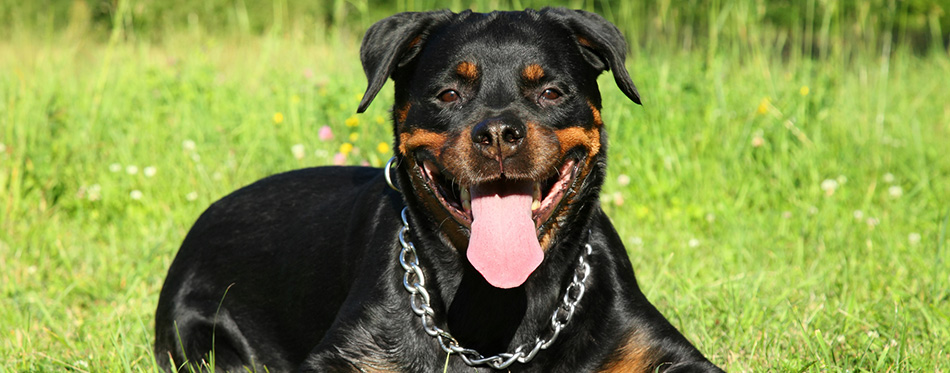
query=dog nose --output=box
[471,118,526,161]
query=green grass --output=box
[2,1,949,371]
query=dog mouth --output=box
[417,158,580,233]
[415,156,582,288]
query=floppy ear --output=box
[357,11,453,113]
[542,8,641,105]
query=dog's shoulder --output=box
[177,165,399,262]
[195,166,384,221]
[221,166,383,203]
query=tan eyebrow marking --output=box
[456,61,479,82]
[522,64,545,82]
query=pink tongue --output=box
[467,181,543,289]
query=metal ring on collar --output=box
[384,156,400,192]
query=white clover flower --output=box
[612,191,624,206]
[820,179,838,195]
[291,144,306,160]
[617,174,631,186]
[751,136,765,147]
[126,165,138,175]
[144,166,157,178]
[130,190,143,200]
[109,163,122,172]
[88,184,101,201]
[182,139,197,152]
[186,191,199,201]
[688,238,700,248]
[888,185,903,198]
[882,173,895,183]
[853,210,864,221]
[908,233,921,245]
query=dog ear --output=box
[542,8,641,105]
[357,11,453,113]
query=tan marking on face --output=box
[523,122,580,252]
[598,329,661,373]
[554,127,601,159]
[456,61,479,81]
[402,129,472,252]
[398,129,447,157]
[522,64,545,82]
[553,124,601,216]
[588,101,603,127]
[395,102,411,124]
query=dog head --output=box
[359,8,640,289]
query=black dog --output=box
[155,8,724,372]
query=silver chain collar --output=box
[396,206,593,370]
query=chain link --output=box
[396,207,593,370]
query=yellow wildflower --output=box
[375,115,386,124]
[377,142,391,154]
[757,98,770,115]
[635,205,651,219]
[339,142,354,155]
[349,132,359,142]
[273,112,284,124]
[345,116,359,127]
[800,86,810,96]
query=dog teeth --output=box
[461,187,471,211]
[532,183,541,211]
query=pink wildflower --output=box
[319,125,334,141]
[333,152,346,165]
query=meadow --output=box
[1,0,949,371]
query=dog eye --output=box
[438,90,460,103]
[539,88,561,101]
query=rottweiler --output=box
[154,8,724,372]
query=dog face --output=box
[359,8,640,288]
